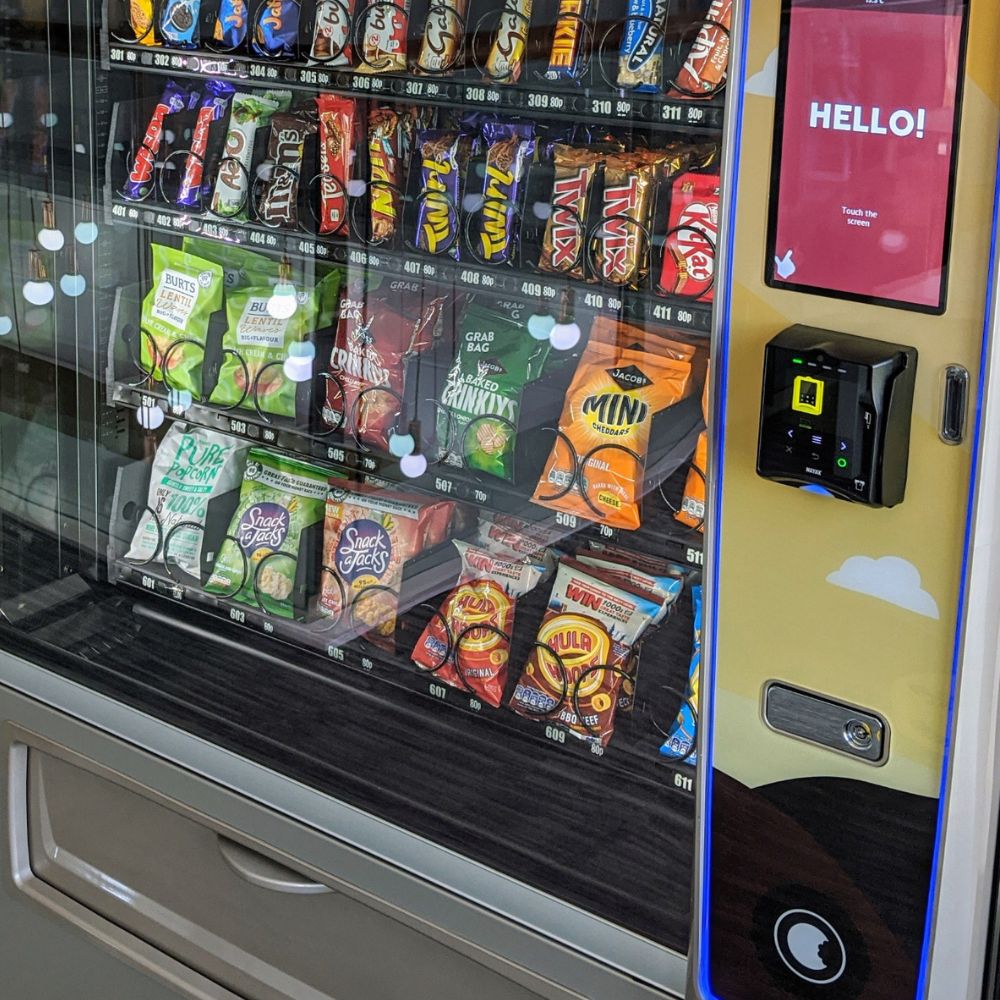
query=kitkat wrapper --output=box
[659,170,719,301]
[205,449,334,618]
[412,540,546,707]
[139,243,224,396]
[532,338,693,530]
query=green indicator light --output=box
[836,457,848,469]
[792,357,804,365]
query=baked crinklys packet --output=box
[139,243,224,397]
[412,540,547,707]
[208,283,320,419]
[205,449,333,618]
[319,485,455,646]
[660,583,701,764]
[437,303,551,481]
[532,336,693,530]
[509,558,665,746]
[126,424,248,576]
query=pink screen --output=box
[769,0,966,311]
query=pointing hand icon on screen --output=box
[775,249,797,279]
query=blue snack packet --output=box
[160,0,203,47]
[213,0,249,48]
[253,0,300,58]
[618,0,670,92]
[660,583,700,765]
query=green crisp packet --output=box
[204,448,334,618]
[139,244,224,396]
[437,304,551,481]
[208,285,318,418]
[182,237,281,290]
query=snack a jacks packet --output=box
[205,449,334,618]
[412,540,547,707]
[510,558,665,746]
[532,337,693,530]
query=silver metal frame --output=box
[924,158,1000,999]
[0,650,685,1000]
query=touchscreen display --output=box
[766,0,968,313]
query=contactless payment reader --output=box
[757,325,917,506]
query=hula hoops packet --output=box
[208,284,320,418]
[205,449,335,617]
[437,303,551,480]
[660,583,700,764]
[140,244,225,396]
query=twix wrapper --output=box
[310,0,354,64]
[485,0,532,83]
[316,94,356,235]
[594,150,663,287]
[367,107,409,242]
[544,0,591,81]
[418,0,467,73]
[357,0,411,73]
[669,0,732,97]
[539,144,599,279]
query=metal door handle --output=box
[217,836,334,895]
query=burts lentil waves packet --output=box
[437,303,551,480]
[509,557,664,746]
[205,449,333,618]
[139,244,224,397]
[411,540,547,707]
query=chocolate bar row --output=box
[114,0,730,98]
[114,85,720,298]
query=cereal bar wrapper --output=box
[412,540,547,707]
[320,486,455,646]
[532,338,693,530]
[617,0,669,91]
[126,424,248,576]
[510,558,664,745]
[139,243,224,396]
[669,0,731,97]
[205,449,333,618]
[660,584,700,763]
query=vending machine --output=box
[0,0,998,997]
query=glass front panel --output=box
[0,0,726,965]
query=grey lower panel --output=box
[0,650,686,1000]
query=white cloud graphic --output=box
[746,47,779,97]
[826,555,940,620]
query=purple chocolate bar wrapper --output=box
[416,129,474,259]
[124,80,199,202]
[177,80,236,208]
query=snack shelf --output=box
[109,379,706,569]
[106,195,715,335]
[108,552,698,793]
[103,41,726,133]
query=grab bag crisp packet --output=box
[659,583,701,763]
[509,557,664,745]
[204,449,333,618]
[531,336,692,530]
[139,243,224,397]
[126,424,248,576]
[411,540,547,707]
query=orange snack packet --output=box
[532,337,692,530]
[675,371,708,531]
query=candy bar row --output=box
[123,424,700,756]
[113,0,730,98]
[125,238,707,532]
[114,84,720,296]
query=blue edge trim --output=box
[697,3,1000,996]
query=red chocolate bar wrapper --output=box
[177,80,236,209]
[356,0,411,73]
[659,170,719,301]
[669,0,732,97]
[124,81,199,202]
[316,94,356,235]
